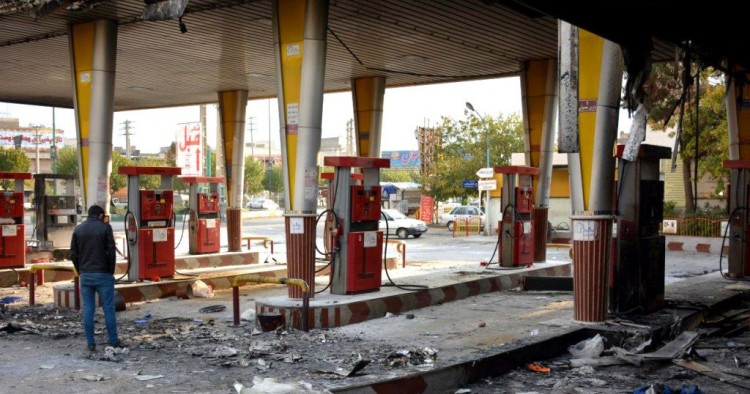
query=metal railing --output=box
[452,217,483,237]
[662,217,729,238]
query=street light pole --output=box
[466,102,490,236]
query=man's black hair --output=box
[88,205,105,217]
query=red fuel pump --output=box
[0,172,32,269]
[119,166,181,281]
[181,176,223,255]
[324,156,390,294]
[321,172,363,256]
[496,166,538,268]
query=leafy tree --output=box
[0,148,30,189]
[110,151,132,194]
[644,62,728,211]
[381,169,419,183]
[263,164,284,194]
[423,112,524,202]
[244,156,265,196]
[134,157,168,190]
[56,146,79,176]
[164,142,186,192]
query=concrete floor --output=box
[2,243,744,393]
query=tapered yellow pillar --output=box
[273,0,329,299]
[561,24,623,323]
[218,90,248,252]
[69,20,117,213]
[520,59,557,262]
[352,76,386,157]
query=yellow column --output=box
[217,90,248,209]
[577,29,604,211]
[69,20,117,213]
[273,0,305,211]
[352,76,386,157]
[521,59,554,192]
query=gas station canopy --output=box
[0,0,684,111]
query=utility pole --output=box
[35,126,41,174]
[248,116,256,159]
[200,105,208,176]
[120,120,134,159]
[267,99,272,169]
[51,107,57,174]
[346,119,354,155]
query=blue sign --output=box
[382,151,420,168]
[462,180,478,189]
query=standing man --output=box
[70,205,121,351]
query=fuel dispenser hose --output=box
[314,209,338,294]
[117,210,137,282]
[484,203,527,271]
[380,211,427,291]
[173,210,188,250]
[172,209,198,277]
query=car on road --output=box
[379,208,428,239]
[441,205,485,231]
[248,198,280,210]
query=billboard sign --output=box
[176,122,202,176]
[0,130,63,149]
[382,150,420,168]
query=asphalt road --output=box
[24,213,720,281]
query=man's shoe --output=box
[109,341,127,348]
[87,344,96,352]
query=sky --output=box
[0,76,635,154]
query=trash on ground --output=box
[191,280,214,298]
[386,347,438,368]
[199,305,227,313]
[134,374,164,381]
[204,345,238,359]
[527,363,551,373]
[645,332,699,360]
[568,356,626,368]
[39,364,55,369]
[0,296,23,304]
[236,376,332,393]
[313,358,370,377]
[674,359,750,389]
[568,334,604,359]
[241,308,256,321]
[632,383,703,394]
[77,373,110,382]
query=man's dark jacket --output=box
[70,215,117,274]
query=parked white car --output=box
[379,209,428,239]
[248,198,279,210]
[441,205,485,231]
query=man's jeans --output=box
[79,272,118,346]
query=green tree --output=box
[423,112,524,202]
[164,142,186,192]
[134,157,168,190]
[244,156,265,196]
[0,148,31,189]
[644,63,728,211]
[263,164,284,194]
[110,151,132,194]
[56,146,79,176]
[381,169,419,183]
